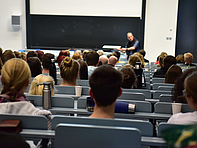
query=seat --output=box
[152,78,165,83]
[55,123,141,148]
[152,90,172,99]
[118,92,145,101]
[51,115,153,136]
[159,94,173,102]
[76,79,89,87]
[152,83,174,90]
[0,114,48,130]
[122,89,152,99]
[54,85,89,95]
[157,122,184,137]
[77,97,152,113]
[26,95,74,108]
[154,102,194,114]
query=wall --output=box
[0,0,25,51]
[144,0,179,62]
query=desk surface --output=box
[49,107,172,120]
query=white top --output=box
[0,101,51,115]
[88,66,97,78]
[167,111,197,124]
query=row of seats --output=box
[0,113,176,147]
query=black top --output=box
[153,67,169,78]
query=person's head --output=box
[163,55,176,68]
[165,65,182,84]
[120,64,134,71]
[133,52,145,68]
[99,55,108,65]
[14,51,21,58]
[89,65,122,107]
[42,53,55,70]
[176,54,184,63]
[72,52,82,60]
[108,56,118,66]
[184,52,193,64]
[1,50,16,64]
[36,50,44,62]
[28,74,55,96]
[60,57,79,85]
[1,58,31,94]
[184,72,197,109]
[157,55,165,67]
[82,50,89,61]
[139,49,146,57]
[97,50,104,56]
[58,50,70,57]
[78,59,88,80]
[128,54,141,67]
[127,32,134,42]
[172,67,197,103]
[86,51,99,66]
[21,52,26,61]
[27,57,42,77]
[160,52,168,57]
[107,53,113,59]
[27,51,38,59]
[113,51,120,61]
[57,55,66,67]
[120,67,137,89]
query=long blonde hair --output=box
[1,58,31,94]
[28,74,55,96]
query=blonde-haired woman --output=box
[128,54,141,67]
[28,74,55,96]
[60,57,79,86]
[0,58,30,101]
[0,58,51,115]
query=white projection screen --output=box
[30,0,142,17]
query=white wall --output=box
[0,0,25,51]
[144,0,179,62]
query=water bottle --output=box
[42,82,51,109]
[115,101,136,113]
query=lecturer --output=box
[119,32,140,59]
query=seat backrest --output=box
[118,92,145,101]
[159,94,173,102]
[157,122,184,137]
[152,83,174,90]
[55,123,141,148]
[51,115,153,136]
[122,89,151,99]
[152,78,165,83]
[0,114,48,129]
[154,102,194,114]
[26,95,74,108]
[54,85,90,95]
[77,97,152,113]
[152,90,172,99]
[76,79,89,87]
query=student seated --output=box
[28,74,55,96]
[89,65,123,119]
[168,71,197,124]
[165,65,182,84]
[60,57,79,86]
[153,55,176,78]
[0,58,51,115]
[120,67,137,89]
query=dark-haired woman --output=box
[168,72,197,124]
